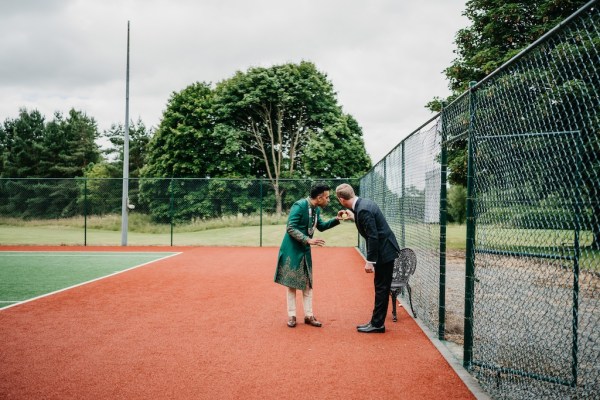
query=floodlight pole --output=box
[121,20,131,246]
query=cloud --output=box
[0,0,467,164]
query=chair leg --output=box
[407,285,417,318]
[391,290,398,322]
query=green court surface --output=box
[0,252,178,309]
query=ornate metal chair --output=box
[390,248,417,321]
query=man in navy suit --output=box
[335,183,400,333]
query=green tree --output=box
[40,109,101,178]
[140,62,372,221]
[429,0,589,185]
[442,0,590,95]
[139,82,253,222]
[447,184,467,224]
[433,0,599,248]
[0,108,100,219]
[213,61,353,213]
[141,82,248,178]
[302,114,371,178]
[1,108,46,177]
[82,162,122,216]
[102,118,153,178]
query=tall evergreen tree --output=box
[0,108,100,218]
[103,118,153,178]
[1,108,46,177]
[38,109,101,178]
[1,108,101,178]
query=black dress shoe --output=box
[304,316,322,327]
[357,323,385,333]
[356,322,371,329]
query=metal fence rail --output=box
[360,1,599,398]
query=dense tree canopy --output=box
[0,109,46,177]
[141,82,215,178]
[102,118,153,178]
[142,62,371,180]
[302,114,371,178]
[140,61,371,214]
[140,82,257,179]
[442,0,590,96]
[1,61,372,221]
[0,108,102,219]
[427,0,590,186]
[0,108,101,178]
[213,61,342,178]
[212,61,371,212]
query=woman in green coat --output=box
[274,183,341,328]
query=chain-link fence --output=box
[1,2,598,398]
[360,1,599,398]
[0,178,358,246]
[465,2,600,398]
[359,117,444,335]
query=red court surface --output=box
[0,246,477,399]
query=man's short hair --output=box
[310,183,331,199]
[336,183,355,200]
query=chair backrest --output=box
[391,248,417,289]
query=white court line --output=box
[0,252,182,311]
[1,252,174,256]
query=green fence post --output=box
[382,158,387,215]
[170,179,174,247]
[401,141,406,248]
[464,81,478,369]
[260,179,263,247]
[439,107,448,341]
[84,178,87,247]
[571,135,583,387]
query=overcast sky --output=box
[0,0,468,165]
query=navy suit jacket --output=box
[354,197,400,264]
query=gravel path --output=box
[444,250,467,344]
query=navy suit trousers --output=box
[371,259,394,327]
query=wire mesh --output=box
[358,2,599,398]
[467,3,600,397]
[359,118,443,332]
[0,178,358,246]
